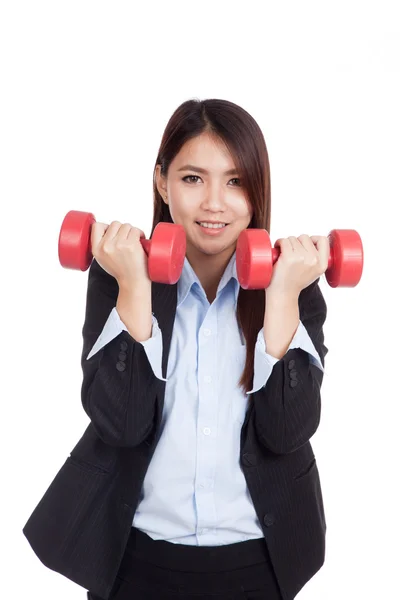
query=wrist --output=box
[265,287,300,305]
[117,278,151,296]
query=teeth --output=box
[198,222,226,229]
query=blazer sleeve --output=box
[251,277,328,455]
[86,307,167,383]
[80,258,160,448]
[247,319,324,394]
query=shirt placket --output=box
[195,304,218,543]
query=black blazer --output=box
[22,258,328,600]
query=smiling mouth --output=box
[195,221,229,229]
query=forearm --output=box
[252,281,327,454]
[82,332,158,447]
[116,280,153,342]
[81,262,158,447]
[263,289,300,359]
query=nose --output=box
[201,182,226,211]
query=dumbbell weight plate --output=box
[146,222,186,285]
[326,229,363,287]
[236,229,273,290]
[58,210,95,271]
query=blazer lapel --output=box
[151,282,178,379]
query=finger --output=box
[310,235,327,244]
[274,238,293,252]
[103,221,123,242]
[274,238,292,246]
[116,223,134,240]
[288,236,303,251]
[310,235,330,262]
[91,222,108,252]
[309,235,324,245]
[297,234,318,254]
[127,226,146,241]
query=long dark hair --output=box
[150,98,271,394]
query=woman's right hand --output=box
[90,221,151,287]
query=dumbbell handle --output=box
[271,244,333,270]
[99,223,151,255]
[140,239,151,254]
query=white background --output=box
[1,1,399,598]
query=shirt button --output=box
[203,328,211,336]
[204,375,212,383]
[203,427,211,436]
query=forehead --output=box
[172,133,236,171]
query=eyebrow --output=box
[177,164,239,176]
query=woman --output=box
[23,98,329,600]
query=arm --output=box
[87,307,167,381]
[247,319,324,395]
[80,259,161,448]
[251,278,328,454]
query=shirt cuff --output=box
[87,308,168,382]
[246,320,324,394]
[86,307,125,360]
[138,314,168,382]
[113,306,167,382]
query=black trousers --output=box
[88,526,283,599]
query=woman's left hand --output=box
[267,234,330,296]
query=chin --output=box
[199,242,235,257]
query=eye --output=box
[182,175,201,184]
[182,175,241,186]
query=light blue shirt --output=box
[87,252,324,545]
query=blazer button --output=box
[118,351,127,361]
[120,341,128,351]
[116,361,126,372]
[290,379,298,387]
[242,453,257,467]
[289,370,298,380]
[288,359,296,369]
[263,513,275,527]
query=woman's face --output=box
[155,132,253,260]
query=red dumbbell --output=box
[236,229,364,289]
[58,210,186,284]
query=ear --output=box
[154,164,169,205]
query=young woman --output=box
[23,98,329,600]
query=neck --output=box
[186,244,235,302]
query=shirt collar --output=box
[177,251,240,308]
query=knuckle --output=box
[304,256,316,266]
[102,243,112,254]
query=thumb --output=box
[91,222,108,254]
[310,235,330,265]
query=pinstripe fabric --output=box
[22,257,328,600]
